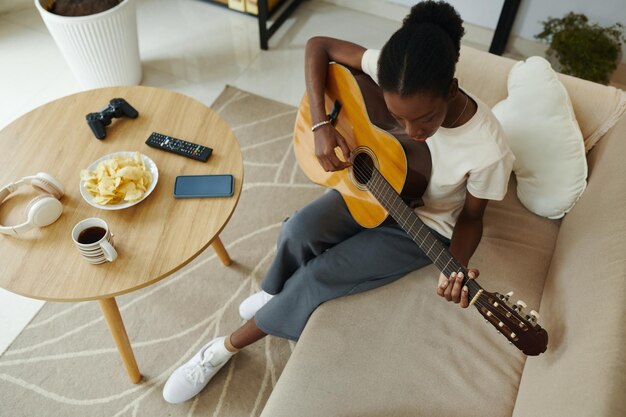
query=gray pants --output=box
[254,190,450,340]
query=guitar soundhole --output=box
[352,149,375,187]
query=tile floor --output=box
[0,0,404,354]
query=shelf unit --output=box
[201,0,304,50]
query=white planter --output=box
[35,0,142,90]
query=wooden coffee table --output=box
[0,86,243,383]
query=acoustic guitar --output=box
[293,63,548,356]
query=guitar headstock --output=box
[473,289,548,356]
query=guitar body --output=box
[294,63,431,228]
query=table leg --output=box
[98,297,142,384]
[212,235,232,266]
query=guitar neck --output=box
[367,168,483,300]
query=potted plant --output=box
[35,0,142,90]
[535,12,625,85]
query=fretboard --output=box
[367,168,482,299]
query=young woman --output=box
[163,0,514,404]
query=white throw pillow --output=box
[492,56,587,219]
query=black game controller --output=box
[86,98,139,139]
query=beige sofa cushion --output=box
[261,179,560,417]
[512,115,626,417]
[559,74,626,152]
[457,46,514,107]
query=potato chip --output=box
[81,152,152,205]
[116,166,143,181]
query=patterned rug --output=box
[0,87,324,417]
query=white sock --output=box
[203,336,237,366]
[239,290,274,321]
[204,337,236,365]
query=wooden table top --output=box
[0,86,243,302]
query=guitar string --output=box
[349,159,458,275]
[366,169,526,326]
[367,166,500,316]
[348,160,493,312]
[366,170,492,306]
[347,159,462,275]
[366,167,496,313]
[365,166,490,311]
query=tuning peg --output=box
[527,310,541,325]
[503,291,514,302]
[513,300,527,313]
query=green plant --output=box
[536,12,625,84]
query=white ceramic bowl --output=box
[79,151,159,210]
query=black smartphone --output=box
[173,174,234,198]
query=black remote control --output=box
[145,132,213,162]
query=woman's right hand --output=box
[314,126,352,172]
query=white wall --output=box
[387,0,626,66]
[391,0,505,31]
[515,0,625,41]
[390,0,626,42]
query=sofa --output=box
[259,46,626,417]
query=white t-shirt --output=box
[361,49,515,238]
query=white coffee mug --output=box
[71,218,118,264]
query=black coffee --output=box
[78,226,106,244]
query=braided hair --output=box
[378,1,465,98]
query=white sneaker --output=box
[239,290,274,320]
[163,337,235,404]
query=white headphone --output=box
[0,172,65,237]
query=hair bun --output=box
[403,1,465,54]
